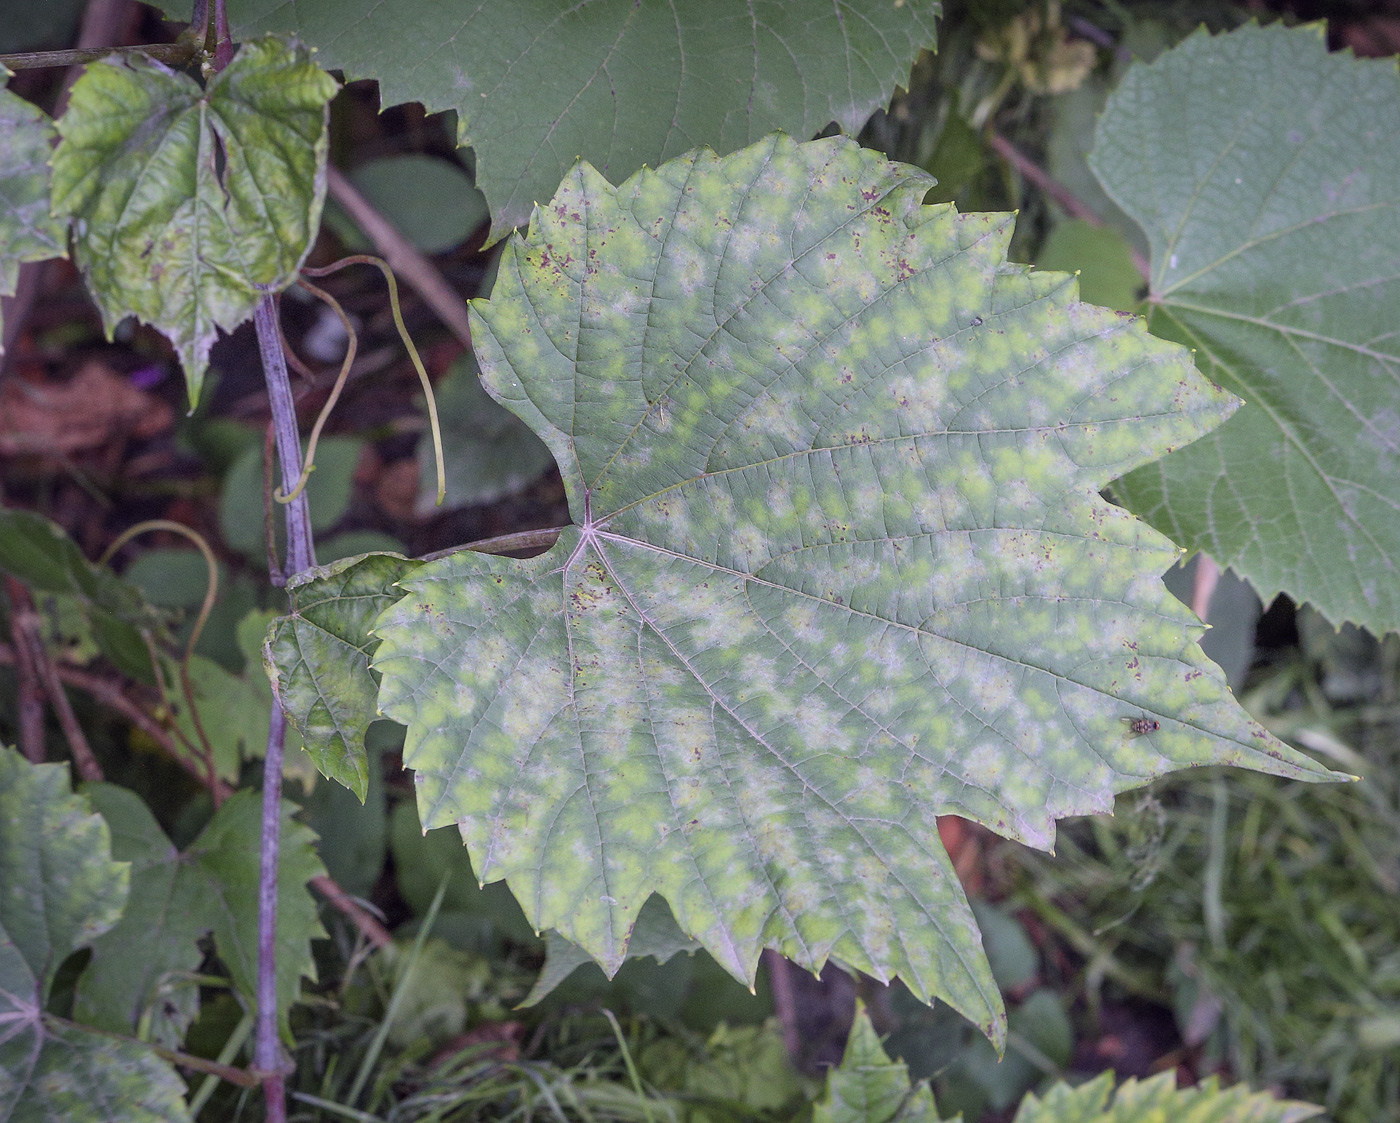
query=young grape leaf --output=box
[1090,24,1400,634]
[0,749,191,1123]
[371,134,1339,1042]
[0,68,66,353]
[50,37,338,407]
[815,1004,942,1123]
[217,0,939,242]
[1011,1070,1321,1123]
[265,552,423,799]
[72,784,325,1045]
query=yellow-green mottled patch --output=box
[369,134,1341,1052]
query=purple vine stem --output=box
[201,12,298,1117]
[252,289,314,1122]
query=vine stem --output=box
[252,289,315,1120]
[0,39,199,71]
[984,127,1153,283]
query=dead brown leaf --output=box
[0,361,174,456]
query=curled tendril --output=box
[272,278,358,505]
[296,254,448,507]
[100,520,222,800]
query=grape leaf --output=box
[1090,24,1400,634]
[1011,1070,1321,1123]
[50,37,337,407]
[0,749,190,1123]
[0,67,66,352]
[815,1004,942,1123]
[266,552,423,799]
[219,0,940,242]
[370,134,1338,1042]
[821,1007,1320,1123]
[72,784,325,1045]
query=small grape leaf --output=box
[0,67,66,353]
[50,37,338,407]
[371,134,1339,1043]
[218,0,940,242]
[815,1004,943,1123]
[1011,1070,1321,1123]
[1090,24,1400,634]
[0,749,190,1123]
[265,552,423,799]
[72,784,324,1046]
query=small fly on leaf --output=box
[1123,714,1161,736]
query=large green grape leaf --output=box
[1011,1070,1321,1123]
[370,134,1338,1041]
[72,784,325,1046]
[1090,24,1400,635]
[49,37,337,407]
[0,749,190,1123]
[217,0,939,242]
[0,68,66,353]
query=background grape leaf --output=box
[1091,24,1400,635]
[49,37,338,406]
[819,1007,1320,1123]
[0,67,66,354]
[815,1005,941,1123]
[1011,1070,1321,1123]
[0,749,190,1123]
[370,134,1338,1043]
[212,0,941,242]
[73,784,325,1045]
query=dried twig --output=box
[985,127,1152,282]
[3,577,47,763]
[763,949,802,1064]
[309,875,391,950]
[0,642,394,948]
[1191,553,1220,623]
[4,581,103,780]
